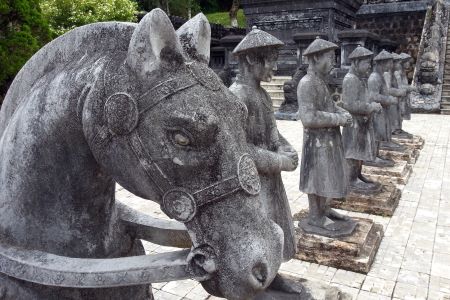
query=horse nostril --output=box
[252,262,268,286]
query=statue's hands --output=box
[279,144,296,155]
[279,151,298,172]
[371,102,382,113]
[339,112,353,127]
[388,96,397,104]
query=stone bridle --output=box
[97,61,262,223]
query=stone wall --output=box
[356,11,426,80]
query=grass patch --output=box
[206,9,246,28]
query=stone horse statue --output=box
[0,9,284,300]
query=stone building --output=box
[240,0,450,114]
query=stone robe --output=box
[229,81,296,261]
[397,70,412,120]
[368,72,392,142]
[297,72,348,199]
[385,71,403,132]
[342,72,377,161]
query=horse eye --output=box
[173,132,191,146]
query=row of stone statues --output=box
[0,9,419,299]
[231,28,415,240]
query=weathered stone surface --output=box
[379,145,420,164]
[392,134,425,150]
[330,184,401,216]
[0,9,287,300]
[297,39,356,236]
[294,213,384,274]
[230,26,298,270]
[241,0,363,75]
[363,160,412,185]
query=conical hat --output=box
[400,52,412,61]
[392,53,402,61]
[348,45,373,60]
[232,26,283,55]
[373,50,393,61]
[303,37,338,56]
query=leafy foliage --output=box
[0,0,51,98]
[136,0,200,18]
[206,9,246,28]
[40,0,138,37]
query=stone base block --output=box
[379,146,420,164]
[363,160,412,185]
[330,185,401,216]
[254,275,352,299]
[294,215,383,274]
[392,134,425,150]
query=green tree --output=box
[40,0,138,37]
[136,0,200,18]
[0,0,51,99]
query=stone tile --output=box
[367,263,400,281]
[401,246,433,273]
[330,283,360,299]
[393,282,427,299]
[397,269,430,287]
[432,253,450,279]
[361,276,395,297]
[184,283,211,300]
[153,290,183,300]
[357,290,391,300]
[161,280,198,297]
[331,270,366,289]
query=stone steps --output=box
[261,76,292,109]
[442,22,450,113]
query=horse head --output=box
[82,10,283,299]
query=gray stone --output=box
[0,9,287,300]
[341,46,383,194]
[297,39,356,237]
[365,51,398,167]
[330,184,401,216]
[294,213,384,274]
[229,28,301,297]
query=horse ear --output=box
[127,8,185,78]
[176,13,211,64]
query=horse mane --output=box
[0,21,137,137]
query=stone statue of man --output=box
[297,38,356,235]
[365,50,398,167]
[342,46,383,194]
[384,53,407,152]
[394,53,416,137]
[230,27,303,294]
[386,53,406,135]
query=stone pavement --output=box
[117,114,450,300]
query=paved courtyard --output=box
[117,114,450,300]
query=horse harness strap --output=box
[101,62,261,223]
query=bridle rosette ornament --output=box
[162,190,197,223]
[238,154,261,195]
[161,154,261,223]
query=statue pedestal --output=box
[294,213,383,274]
[330,184,401,216]
[379,146,420,164]
[363,160,412,185]
[392,134,425,150]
